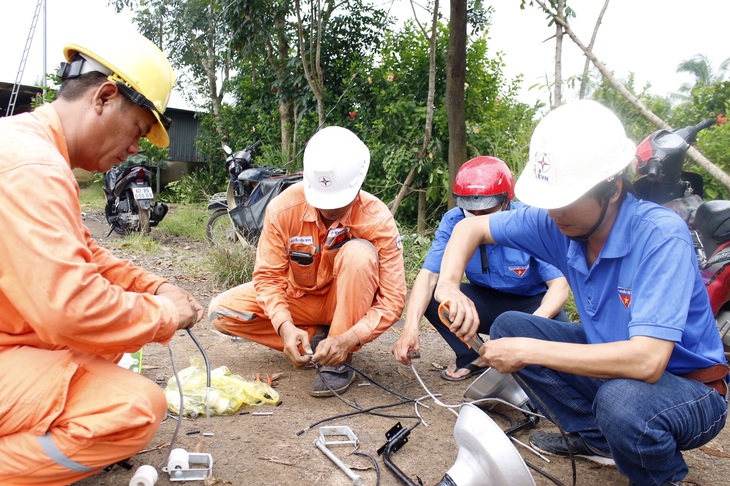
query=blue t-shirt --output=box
[489,194,727,373]
[423,202,564,297]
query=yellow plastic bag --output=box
[165,357,280,417]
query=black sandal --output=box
[440,362,489,382]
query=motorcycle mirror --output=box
[222,144,233,156]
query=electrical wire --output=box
[295,399,419,436]
[513,372,578,486]
[156,328,213,470]
[409,363,459,417]
[408,362,567,484]
[157,342,183,470]
[297,362,449,435]
[353,451,381,486]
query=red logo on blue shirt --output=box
[618,287,632,308]
[509,266,528,277]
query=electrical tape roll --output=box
[167,448,190,472]
[129,464,158,486]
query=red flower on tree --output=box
[349,111,356,119]
[717,113,728,125]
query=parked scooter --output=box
[632,116,730,351]
[103,154,168,235]
[206,141,302,246]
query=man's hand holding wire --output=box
[156,283,203,330]
[279,321,314,368]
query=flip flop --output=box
[440,362,489,382]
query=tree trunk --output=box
[579,0,610,99]
[417,189,427,233]
[295,0,328,128]
[534,0,730,192]
[390,0,440,220]
[275,16,293,160]
[553,0,564,108]
[198,3,226,139]
[417,0,439,158]
[446,0,467,209]
[389,164,417,215]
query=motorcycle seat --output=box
[696,200,730,255]
[238,167,282,183]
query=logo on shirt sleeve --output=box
[618,287,632,308]
[509,266,528,277]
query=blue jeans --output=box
[491,311,728,486]
[426,283,568,368]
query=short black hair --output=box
[57,71,109,101]
[589,172,632,202]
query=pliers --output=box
[438,300,485,352]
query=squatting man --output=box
[436,100,728,486]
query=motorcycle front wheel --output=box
[206,209,238,246]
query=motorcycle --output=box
[103,155,168,235]
[632,116,730,352]
[206,141,302,246]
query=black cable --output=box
[512,372,577,486]
[295,399,419,436]
[524,459,567,486]
[314,362,416,409]
[157,329,212,469]
[186,328,211,388]
[345,363,418,402]
[353,451,381,486]
[299,362,425,431]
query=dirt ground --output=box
[74,208,730,486]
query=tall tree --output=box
[225,0,297,159]
[578,0,610,99]
[389,0,441,230]
[677,54,730,94]
[552,0,565,107]
[294,0,335,128]
[532,0,730,192]
[112,0,234,140]
[445,0,467,209]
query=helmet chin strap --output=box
[568,193,612,242]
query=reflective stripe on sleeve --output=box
[38,432,96,472]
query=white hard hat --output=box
[515,100,636,209]
[303,126,370,209]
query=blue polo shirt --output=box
[489,194,727,373]
[423,202,564,296]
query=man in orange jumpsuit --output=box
[209,126,407,397]
[0,23,203,485]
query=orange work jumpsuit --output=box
[209,182,406,350]
[0,105,180,484]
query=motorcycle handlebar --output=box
[694,117,716,133]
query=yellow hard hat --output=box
[61,24,176,147]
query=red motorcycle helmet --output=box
[454,156,515,211]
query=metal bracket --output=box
[319,426,360,447]
[377,422,422,486]
[314,426,363,485]
[163,452,214,482]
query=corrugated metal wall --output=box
[166,107,202,164]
